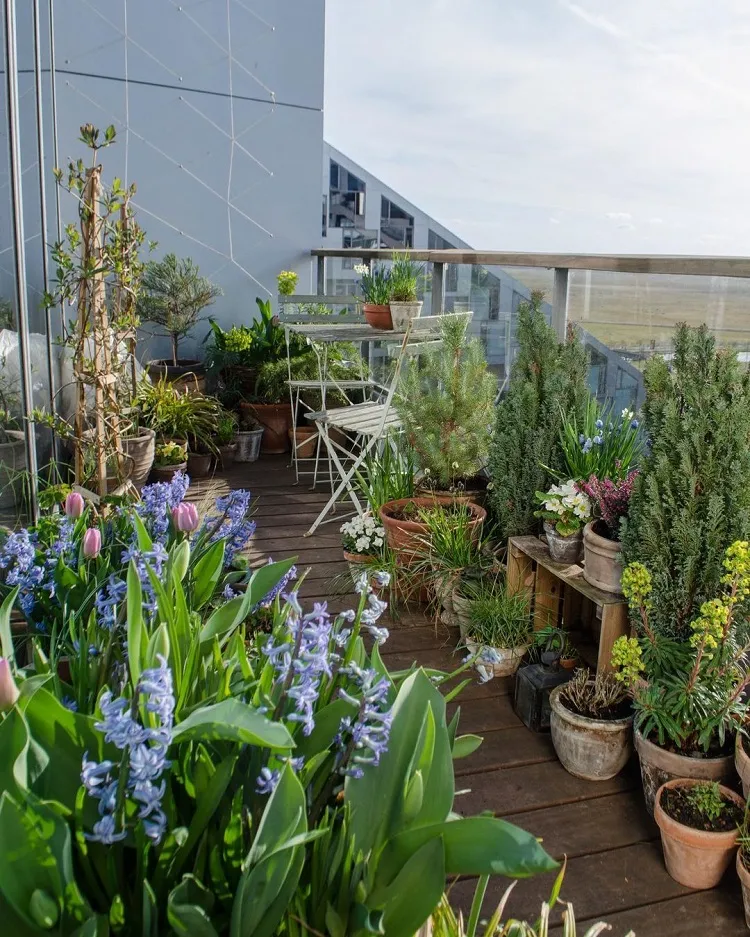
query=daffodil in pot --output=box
[355,263,393,329]
[612,542,750,815]
[534,481,591,564]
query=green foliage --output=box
[135,377,222,452]
[622,323,750,639]
[139,253,222,365]
[685,781,726,823]
[613,541,750,753]
[354,263,392,305]
[397,314,496,488]
[0,298,14,331]
[354,434,416,513]
[214,409,237,445]
[558,669,628,719]
[488,294,589,539]
[558,396,643,481]
[154,440,186,467]
[390,252,424,302]
[277,270,298,296]
[463,579,532,649]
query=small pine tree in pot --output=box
[395,314,496,495]
[621,322,750,640]
[488,293,589,539]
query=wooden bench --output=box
[507,535,630,674]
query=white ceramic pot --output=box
[389,300,423,329]
[465,637,530,677]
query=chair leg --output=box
[304,429,375,536]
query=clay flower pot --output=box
[583,521,623,593]
[380,496,486,556]
[736,734,750,799]
[363,303,393,330]
[342,550,384,594]
[186,450,213,478]
[289,425,317,459]
[736,850,750,928]
[635,728,737,816]
[242,402,292,454]
[151,461,187,483]
[543,521,582,564]
[654,779,744,889]
[550,684,633,781]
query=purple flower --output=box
[251,560,298,611]
[337,663,392,778]
[139,472,191,539]
[256,766,281,795]
[198,489,256,566]
[95,575,127,630]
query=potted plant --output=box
[489,293,589,541]
[151,440,187,482]
[534,481,591,563]
[140,253,222,389]
[340,512,386,589]
[277,269,298,297]
[214,409,238,469]
[354,262,393,329]
[234,409,265,462]
[397,315,496,500]
[388,252,423,329]
[462,578,533,680]
[578,470,638,593]
[738,803,750,928]
[289,421,317,460]
[380,496,486,563]
[612,542,750,815]
[550,668,633,781]
[531,625,577,669]
[654,779,744,889]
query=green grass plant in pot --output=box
[461,577,533,680]
[611,541,750,815]
[389,251,424,329]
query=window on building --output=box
[380,196,414,248]
[428,229,455,250]
[329,160,366,229]
[342,229,378,268]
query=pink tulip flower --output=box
[82,528,102,559]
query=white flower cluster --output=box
[621,408,634,420]
[543,480,591,521]
[353,263,370,276]
[341,512,385,555]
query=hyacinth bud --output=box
[0,657,19,710]
[172,502,199,533]
[29,889,59,929]
[64,491,85,519]
[82,528,102,559]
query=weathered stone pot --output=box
[550,684,633,781]
[654,779,743,889]
[122,428,155,488]
[235,428,264,462]
[363,303,393,330]
[465,637,530,678]
[217,443,237,469]
[543,521,582,564]
[736,849,750,929]
[635,728,737,816]
[583,521,623,593]
[736,734,750,799]
[389,300,423,330]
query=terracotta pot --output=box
[560,657,577,670]
[543,521,583,564]
[218,443,237,469]
[550,684,633,781]
[122,428,156,488]
[654,778,744,889]
[186,451,213,478]
[380,496,486,556]
[736,850,750,929]
[147,359,206,393]
[150,461,187,483]
[736,734,750,799]
[0,430,26,510]
[389,300,423,330]
[235,428,264,462]
[583,521,623,593]
[242,402,292,454]
[289,425,317,459]
[465,636,530,678]
[363,303,393,330]
[635,728,737,816]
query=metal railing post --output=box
[552,267,570,341]
[316,254,325,295]
[432,261,445,315]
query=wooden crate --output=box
[507,535,629,674]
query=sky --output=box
[324,0,750,255]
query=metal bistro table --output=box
[283,318,443,535]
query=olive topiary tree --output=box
[488,293,589,539]
[621,323,750,640]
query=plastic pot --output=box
[654,778,743,889]
[583,521,623,593]
[550,684,633,781]
[635,727,737,816]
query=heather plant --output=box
[622,323,750,639]
[578,470,638,540]
[612,541,750,754]
[396,314,496,488]
[489,294,589,539]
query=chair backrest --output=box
[387,311,474,357]
[278,294,363,325]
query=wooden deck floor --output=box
[192,456,747,936]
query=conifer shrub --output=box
[396,314,496,488]
[488,293,589,539]
[621,323,750,640]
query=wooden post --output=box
[598,604,629,673]
[432,262,445,315]
[552,267,569,342]
[534,565,561,632]
[507,538,533,597]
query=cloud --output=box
[324,1,750,254]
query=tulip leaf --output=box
[373,837,445,937]
[167,875,218,937]
[0,586,19,666]
[191,540,225,609]
[452,734,483,759]
[172,699,294,750]
[127,560,145,687]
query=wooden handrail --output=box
[310,248,750,279]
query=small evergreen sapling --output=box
[488,293,589,539]
[622,323,750,639]
[396,314,496,488]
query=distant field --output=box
[504,268,750,355]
